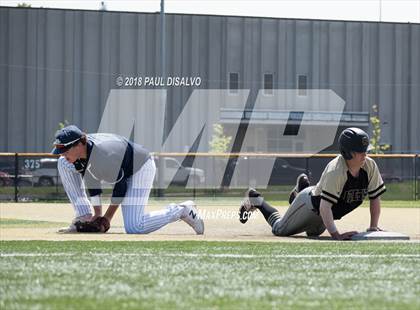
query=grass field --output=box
[1,240,419,310]
[0,218,68,228]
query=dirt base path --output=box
[1,203,419,241]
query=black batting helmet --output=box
[338,127,372,160]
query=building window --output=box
[267,127,304,152]
[297,75,307,96]
[229,72,239,94]
[263,73,274,95]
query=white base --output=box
[351,231,410,240]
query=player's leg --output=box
[305,219,326,237]
[240,173,310,225]
[288,173,310,204]
[239,188,281,224]
[239,184,324,237]
[121,158,183,234]
[121,158,203,234]
[272,186,324,236]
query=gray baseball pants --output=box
[270,186,326,237]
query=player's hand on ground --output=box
[331,231,358,240]
[95,216,110,233]
[91,215,100,221]
[75,216,110,233]
[340,231,358,240]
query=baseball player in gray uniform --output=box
[239,128,386,240]
[52,125,204,234]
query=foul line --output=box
[1,253,419,259]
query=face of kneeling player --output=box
[63,142,84,163]
[349,151,367,167]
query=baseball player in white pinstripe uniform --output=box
[52,125,204,234]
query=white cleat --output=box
[57,214,92,233]
[180,200,204,235]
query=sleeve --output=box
[88,188,103,198]
[367,160,386,200]
[110,169,128,205]
[319,171,344,205]
[57,157,92,217]
[83,171,103,198]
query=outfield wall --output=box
[0,153,418,202]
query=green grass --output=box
[0,218,67,228]
[1,241,419,310]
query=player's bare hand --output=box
[340,231,358,240]
[91,215,100,221]
[332,231,358,240]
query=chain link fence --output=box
[0,153,418,202]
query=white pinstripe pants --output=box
[121,158,184,234]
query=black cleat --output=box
[238,188,262,224]
[288,173,310,204]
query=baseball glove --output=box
[75,217,110,233]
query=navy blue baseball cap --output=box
[51,125,84,154]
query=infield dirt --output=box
[0,202,419,241]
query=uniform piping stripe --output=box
[268,212,282,226]
[321,190,339,200]
[369,188,386,200]
[368,183,385,195]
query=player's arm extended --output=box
[90,195,102,220]
[368,197,381,231]
[103,204,119,223]
[319,200,357,240]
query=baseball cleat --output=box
[239,188,262,224]
[180,200,204,235]
[288,173,310,204]
[57,214,92,233]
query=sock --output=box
[256,201,281,225]
[248,189,281,227]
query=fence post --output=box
[14,153,18,202]
[415,154,418,201]
[213,155,216,200]
[157,155,164,198]
[193,156,196,200]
